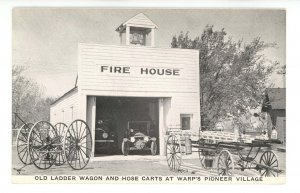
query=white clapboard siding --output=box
[78,44,199,93]
[50,88,79,126]
[80,43,198,58]
[78,43,201,130]
[167,92,201,130]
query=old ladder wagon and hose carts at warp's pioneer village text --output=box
[15,119,93,172]
[165,128,283,177]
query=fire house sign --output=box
[98,65,180,76]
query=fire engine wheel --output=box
[64,120,93,170]
[259,150,279,177]
[217,150,234,176]
[166,134,182,171]
[16,123,33,165]
[122,140,130,156]
[54,122,68,166]
[150,141,157,155]
[27,121,58,170]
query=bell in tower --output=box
[116,13,158,47]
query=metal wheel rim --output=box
[63,120,92,170]
[259,150,279,177]
[27,121,58,170]
[54,123,68,166]
[217,150,234,176]
[16,123,33,165]
[166,135,182,171]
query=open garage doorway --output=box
[94,96,160,156]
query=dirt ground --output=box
[11,145,286,177]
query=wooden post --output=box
[91,97,96,156]
[151,28,155,47]
[159,98,165,155]
[86,96,96,157]
[126,26,130,45]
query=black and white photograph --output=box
[11,8,286,183]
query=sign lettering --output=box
[99,65,180,76]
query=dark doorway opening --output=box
[94,96,159,156]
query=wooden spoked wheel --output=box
[217,150,234,176]
[27,121,59,169]
[122,140,130,156]
[54,123,68,166]
[16,123,33,165]
[259,150,279,177]
[64,120,92,170]
[166,135,182,171]
[151,141,157,155]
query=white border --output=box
[1,0,299,193]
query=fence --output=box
[12,112,28,146]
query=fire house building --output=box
[50,13,201,156]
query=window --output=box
[180,114,193,130]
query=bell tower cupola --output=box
[116,13,158,47]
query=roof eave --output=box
[115,24,125,32]
[50,87,78,106]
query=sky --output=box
[12,8,286,97]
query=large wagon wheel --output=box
[64,120,93,170]
[27,121,59,170]
[16,123,33,165]
[217,150,234,176]
[259,150,279,177]
[166,134,182,171]
[54,123,68,166]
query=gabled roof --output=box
[116,13,158,32]
[264,88,286,110]
[50,87,78,106]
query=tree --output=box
[171,26,279,127]
[277,65,286,75]
[12,65,56,126]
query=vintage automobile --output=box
[95,119,118,154]
[122,121,157,156]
